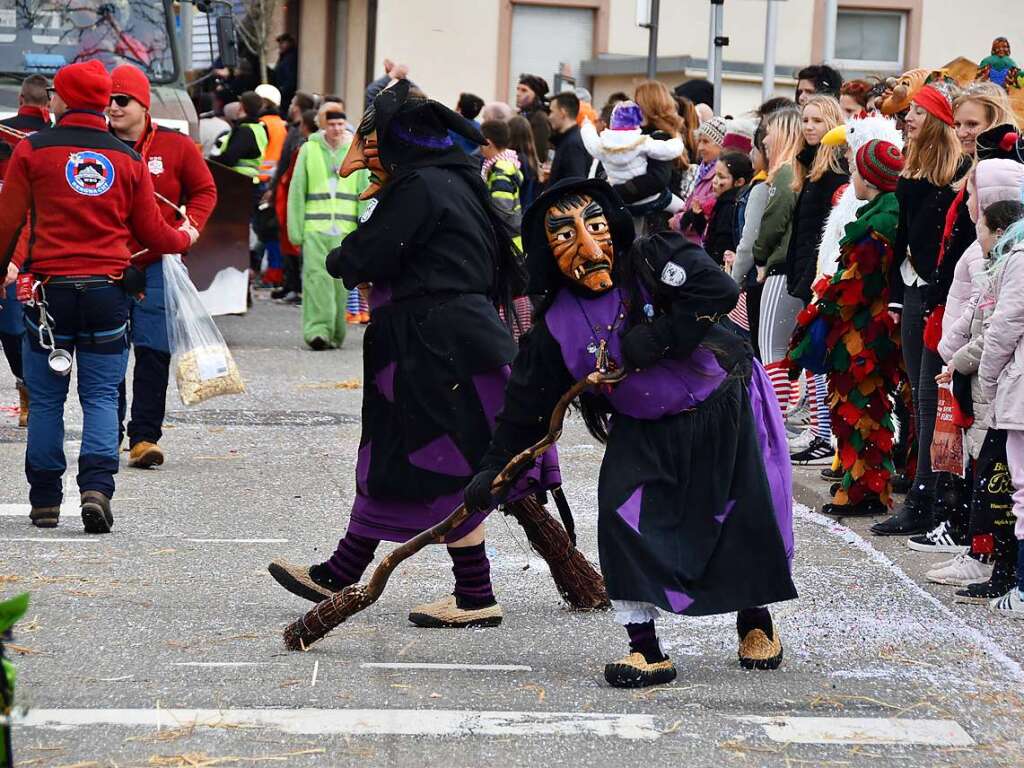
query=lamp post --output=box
[762,0,779,103]
[637,0,661,80]
[708,0,726,114]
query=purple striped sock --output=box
[326,532,379,588]
[625,620,666,663]
[449,542,496,609]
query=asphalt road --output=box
[2,295,1023,767]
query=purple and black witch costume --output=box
[476,179,796,620]
[324,82,560,544]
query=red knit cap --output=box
[856,139,904,193]
[53,60,111,112]
[111,64,151,110]
[913,84,954,126]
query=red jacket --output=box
[0,105,50,180]
[0,111,190,276]
[124,120,217,255]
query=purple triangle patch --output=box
[617,486,643,534]
[408,434,474,476]
[664,588,694,613]
[374,362,396,403]
[714,499,736,524]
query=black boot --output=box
[870,487,932,536]
[823,497,888,518]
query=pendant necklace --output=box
[573,293,627,373]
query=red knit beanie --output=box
[856,139,904,193]
[913,84,954,126]
[111,64,151,110]
[54,60,111,112]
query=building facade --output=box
[288,0,1024,118]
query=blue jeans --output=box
[1,282,24,380]
[118,261,171,446]
[23,282,129,507]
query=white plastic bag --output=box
[163,254,245,406]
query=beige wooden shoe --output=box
[268,560,335,603]
[407,595,503,628]
[738,625,783,670]
[603,652,677,688]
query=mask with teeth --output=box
[340,121,389,200]
[545,193,615,292]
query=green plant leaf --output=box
[0,593,29,633]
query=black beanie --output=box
[518,74,550,104]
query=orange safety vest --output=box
[258,113,288,182]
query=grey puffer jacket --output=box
[979,246,1024,430]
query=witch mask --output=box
[340,129,388,200]
[546,193,614,292]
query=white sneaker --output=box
[787,428,813,454]
[990,588,1024,619]
[926,553,991,586]
[931,554,962,571]
[785,404,811,430]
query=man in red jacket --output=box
[0,74,51,430]
[108,64,217,470]
[0,60,198,534]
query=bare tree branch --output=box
[235,0,280,83]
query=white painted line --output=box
[183,538,289,544]
[361,662,533,672]
[7,708,660,740]
[0,503,77,517]
[737,715,974,747]
[170,662,281,668]
[796,506,1024,683]
[5,537,99,543]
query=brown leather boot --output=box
[30,505,60,528]
[80,491,113,534]
[16,380,28,428]
[128,441,164,469]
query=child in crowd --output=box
[788,140,905,516]
[978,207,1024,619]
[688,151,754,266]
[936,200,1024,599]
[580,101,684,214]
[674,116,727,244]
[480,119,531,339]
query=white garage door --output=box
[509,4,594,101]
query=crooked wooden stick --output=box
[283,368,625,650]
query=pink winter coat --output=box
[980,247,1024,430]
[939,159,1024,362]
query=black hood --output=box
[360,79,485,174]
[522,176,635,296]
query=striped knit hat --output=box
[698,116,728,147]
[856,139,903,193]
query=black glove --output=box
[620,324,666,370]
[121,265,147,298]
[464,468,501,512]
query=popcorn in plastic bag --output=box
[163,254,245,405]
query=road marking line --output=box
[361,663,533,672]
[7,708,660,740]
[183,538,289,544]
[796,506,1024,683]
[5,537,99,543]
[170,662,283,668]
[0,503,76,517]
[737,715,974,746]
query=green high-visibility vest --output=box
[216,122,268,180]
[302,139,361,235]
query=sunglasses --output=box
[109,94,133,108]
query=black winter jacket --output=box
[890,156,971,309]
[547,125,592,186]
[784,145,848,302]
